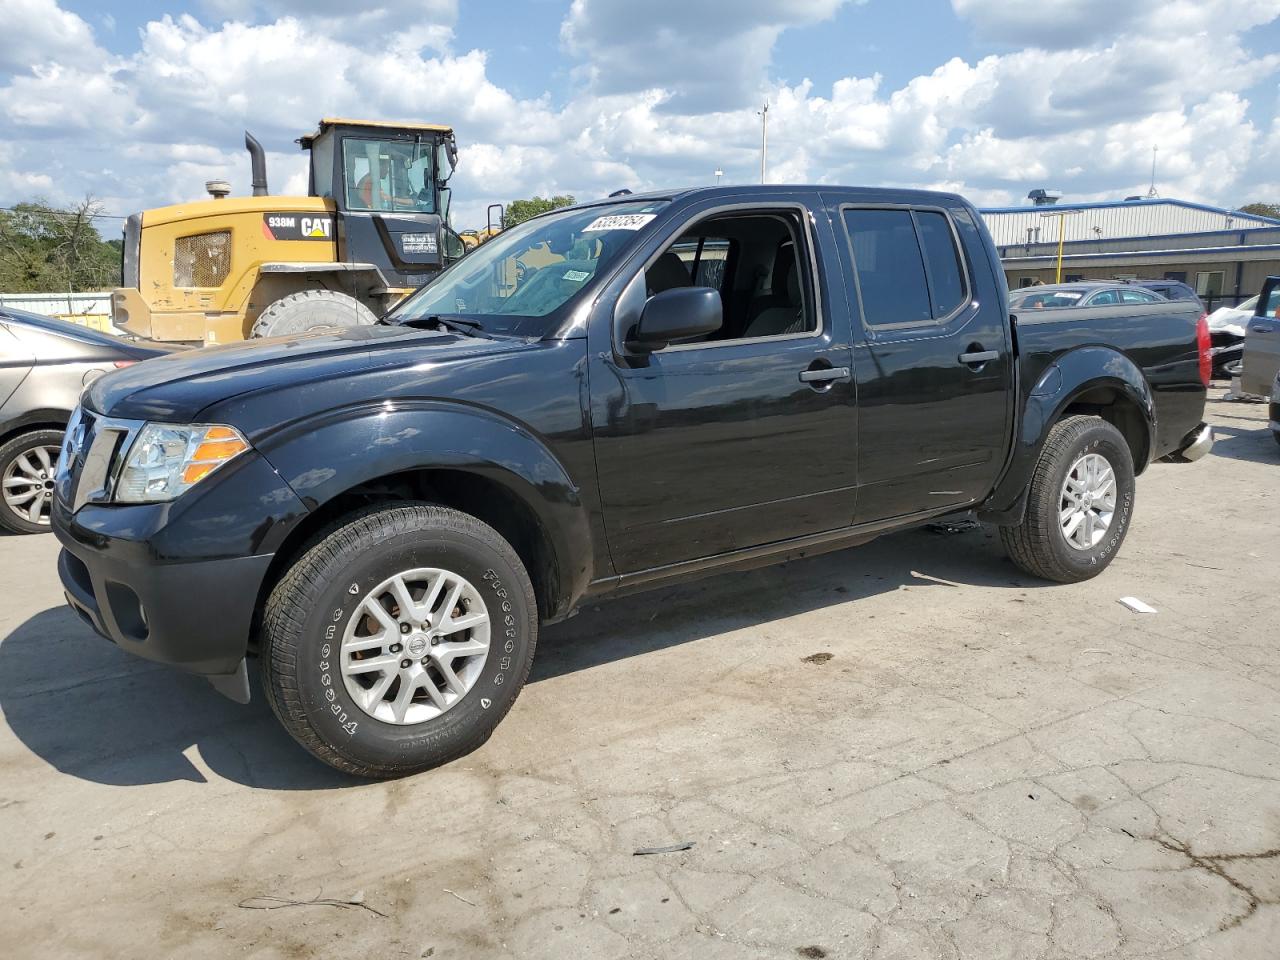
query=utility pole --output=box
[757,100,769,184]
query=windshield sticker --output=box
[582,213,656,232]
[563,269,591,282]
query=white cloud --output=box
[561,0,854,111]
[0,0,1277,232]
[0,0,99,73]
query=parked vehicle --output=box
[0,309,171,534]
[52,186,1213,777]
[1242,278,1280,416]
[1206,295,1256,380]
[1011,282,1242,378]
[1118,278,1203,308]
[111,120,463,347]
[1008,281,1168,310]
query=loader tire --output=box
[250,289,377,339]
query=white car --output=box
[1207,295,1257,337]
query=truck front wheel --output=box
[1000,416,1136,583]
[261,504,538,778]
[250,289,377,339]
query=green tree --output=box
[502,195,576,228]
[0,197,122,294]
[1239,201,1280,220]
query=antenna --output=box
[757,100,769,184]
[1146,145,1159,199]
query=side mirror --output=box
[629,287,722,351]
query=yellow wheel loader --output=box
[112,119,465,345]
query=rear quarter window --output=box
[915,211,966,317]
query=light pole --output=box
[1039,209,1081,283]
[757,100,769,184]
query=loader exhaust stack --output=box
[245,131,269,197]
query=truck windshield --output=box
[389,200,670,337]
[343,137,436,213]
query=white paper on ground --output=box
[1118,596,1157,614]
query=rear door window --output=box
[669,237,732,291]
[843,207,969,327]
[1121,289,1159,304]
[1088,290,1120,305]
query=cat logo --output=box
[262,213,335,241]
[300,217,331,238]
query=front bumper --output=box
[51,447,308,699]
[1172,421,1214,463]
[57,542,269,700]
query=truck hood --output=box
[86,323,528,422]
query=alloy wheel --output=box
[340,567,491,724]
[2,443,60,527]
[1059,452,1116,551]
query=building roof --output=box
[978,197,1280,246]
[980,197,1280,224]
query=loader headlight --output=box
[115,423,250,503]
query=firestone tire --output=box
[1000,416,1136,584]
[250,289,377,339]
[261,504,538,779]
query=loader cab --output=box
[301,119,462,289]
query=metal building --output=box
[981,199,1280,310]
[980,198,1277,246]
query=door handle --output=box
[958,349,999,365]
[799,366,851,383]
[1250,323,1273,334]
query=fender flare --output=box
[981,346,1155,523]
[255,400,594,617]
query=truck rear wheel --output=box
[250,289,377,339]
[261,504,538,778]
[1000,416,1135,583]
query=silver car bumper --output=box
[1176,422,1214,463]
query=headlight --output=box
[115,423,249,503]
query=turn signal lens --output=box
[192,437,249,461]
[115,423,251,502]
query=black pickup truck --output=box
[52,186,1213,777]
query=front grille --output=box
[56,408,145,512]
[174,230,231,288]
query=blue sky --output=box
[3,0,1278,229]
